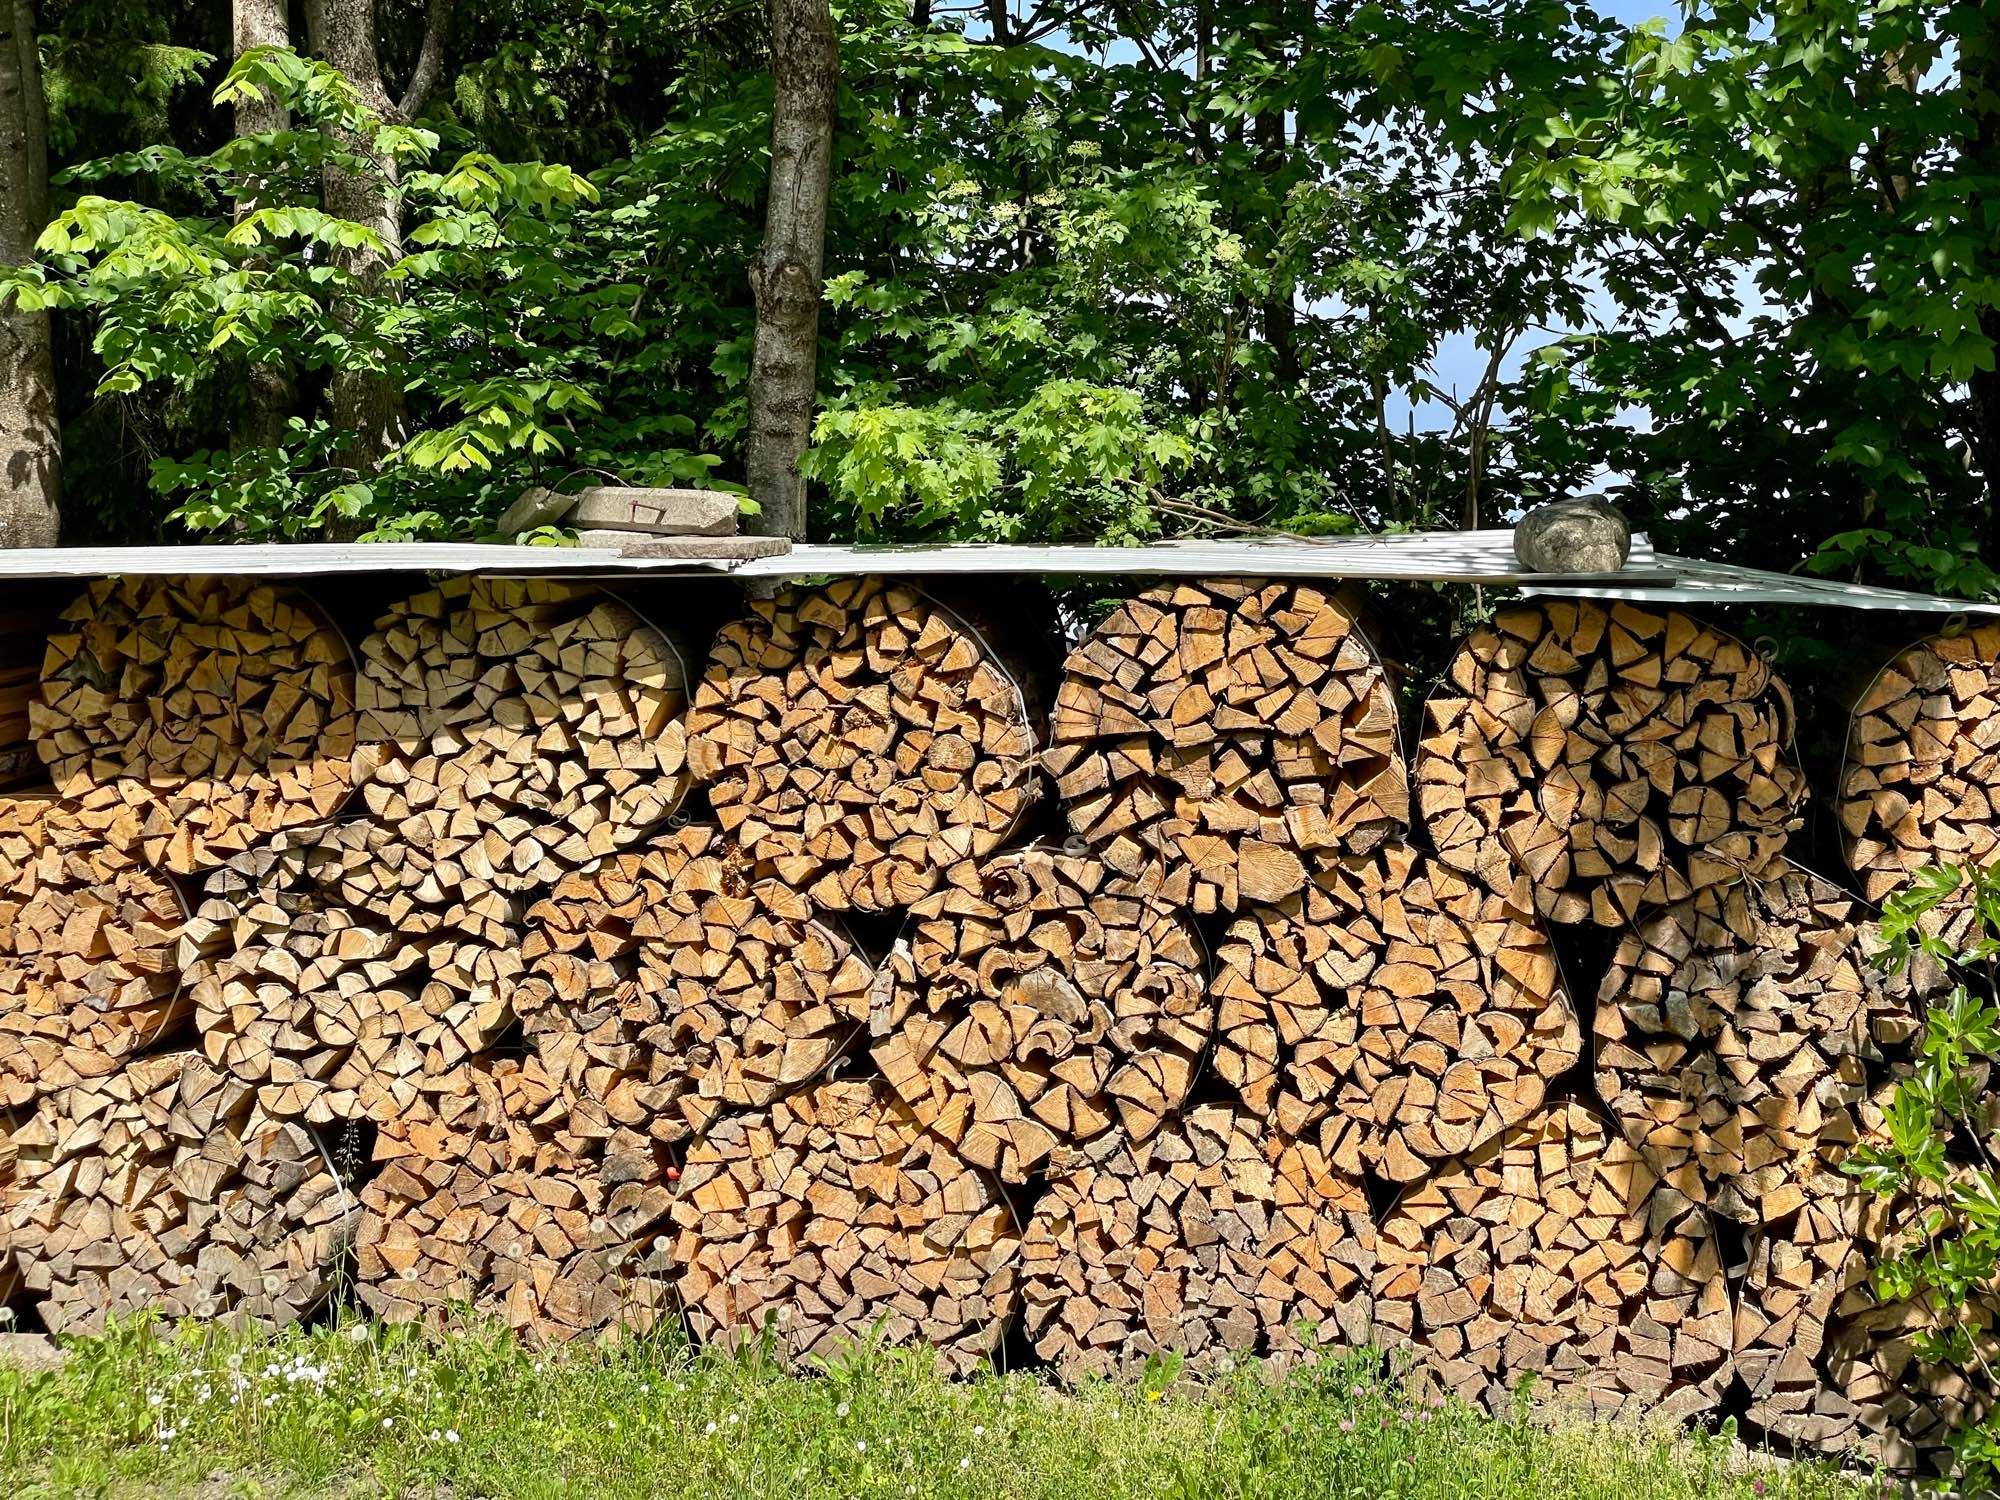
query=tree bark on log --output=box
[1416,601,1806,927]
[1840,622,2000,937]
[1019,1103,1375,1380]
[0,0,60,548]
[0,792,189,1110]
[516,822,874,1147]
[742,0,837,540]
[871,846,1212,1183]
[354,577,692,897]
[1374,1102,1732,1423]
[687,577,1040,911]
[669,1077,1021,1376]
[3,1052,354,1334]
[1046,579,1406,915]
[354,1055,676,1344]
[1211,843,1578,1180]
[1593,864,1923,1225]
[30,577,359,874]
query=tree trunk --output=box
[305,0,405,477]
[234,0,296,452]
[742,0,836,541]
[0,0,59,547]
[1962,22,2000,552]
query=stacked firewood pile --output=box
[5,571,1999,1476]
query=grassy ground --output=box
[0,1319,1891,1500]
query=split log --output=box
[1840,623,2000,933]
[0,605,58,790]
[1019,1103,1374,1379]
[1374,1101,1733,1423]
[354,1056,676,1344]
[670,1077,1022,1375]
[516,823,874,1146]
[353,577,692,897]
[870,846,1212,1183]
[28,577,359,874]
[2,1052,355,1334]
[0,792,189,1110]
[686,577,1040,912]
[1416,601,1806,926]
[1045,579,1405,914]
[1594,865,1923,1224]
[1210,843,1578,1180]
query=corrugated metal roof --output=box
[0,532,1989,613]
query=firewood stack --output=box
[669,1078,1022,1375]
[686,578,1041,911]
[3,1052,355,1335]
[180,836,519,1126]
[1416,601,1806,926]
[1374,1102,1733,1423]
[1593,865,1922,1225]
[1840,623,2000,936]
[352,577,692,902]
[1824,1278,2000,1469]
[1045,580,1406,914]
[0,604,58,789]
[870,846,1212,1183]
[1019,1104,1376,1379]
[0,792,190,1109]
[354,1056,676,1344]
[28,577,359,874]
[516,823,876,1148]
[1210,843,1578,1180]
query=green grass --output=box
[0,1318,1891,1500]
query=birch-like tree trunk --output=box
[0,0,59,546]
[743,0,837,541]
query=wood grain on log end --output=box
[686,577,1040,913]
[29,577,359,874]
[670,1077,1021,1376]
[518,823,874,1146]
[354,577,692,896]
[0,792,189,1110]
[1374,1101,1732,1423]
[355,1056,676,1345]
[1417,601,1806,927]
[1595,865,1923,1224]
[3,1052,354,1335]
[871,846,1212,1183]
[1212,843,1578,1180]
[1020,1103,1375,1380]
[1046,579,1406,915]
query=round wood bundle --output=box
[1374,1102,1732,1423]
[1840,623,2000,928]
[1594,865,1922,1225]
[0,793,189,1109]
[1019,1103,1375,1380]
[1415,601,1806,927]
[28,576,359,874]
[686,577,1040,912]
[1822,1281,2000,1471]
[354,1056,676,1344]
[191,912,516,1127]
[1210,843,1578,1180]
[1045,579,1406,915]
[2,1052,355,1335]
[517,823,874,1146]
[870,847,1212,1183]
[353,577,691,896]
[669,1077,1021,1375]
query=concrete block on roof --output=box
[571,487,743,537]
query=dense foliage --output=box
[1,0,1996,579]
